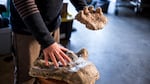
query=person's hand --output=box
[43,42,72,67]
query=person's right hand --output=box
[43,42,72,67]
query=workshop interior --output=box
[0,0,150,84]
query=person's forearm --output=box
[70,0,87,11]
[13,0,55,48]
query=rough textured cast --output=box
[29,48,100,84]
[75,6,108,30]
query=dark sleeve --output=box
[70,0,87,11]
[13,0,55,49]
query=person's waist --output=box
[12,29,32,35]
[12,26,59,35]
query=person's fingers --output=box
[60,50,72,63]
[49,53,59,67]
[59,46,72,62]
[54,50,67,66]
[43,51,49,66]
[60,46,68,51]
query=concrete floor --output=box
[0,1,150,84]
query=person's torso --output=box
[10,0,63,34]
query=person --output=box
[10,0,87,84]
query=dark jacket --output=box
[10,0,87,49]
